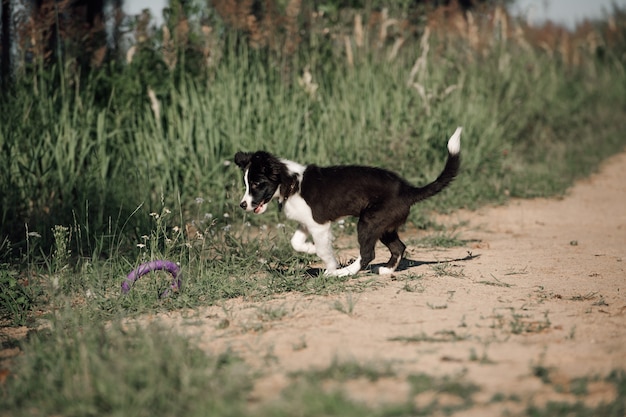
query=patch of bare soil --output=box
[150,151,626,414]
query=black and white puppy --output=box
[235,127,462,277]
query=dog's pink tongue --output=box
[254,203,264,214]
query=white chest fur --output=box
[283,194,316,226]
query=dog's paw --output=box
[292,242,316,254]
[378,266,396,275]
[324,257,362,277]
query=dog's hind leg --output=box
[378,230,406,274]
[326,214,380,277]
[290,227,317,254]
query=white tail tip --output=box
[447,126,462,155]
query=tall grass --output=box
[2,10,625,258]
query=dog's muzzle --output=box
[239,199,267,214]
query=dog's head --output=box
[234,151,299,214]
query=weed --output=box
[570,292,598,301]
[289,358,395,383]
[399,281,425,293]
[490,308,552,335]
[256,304,289,322]
[411,231,469,248]
[469,345,496,364]
[477,274,513,287]
[389,330,468,343]
[0,270,35,326]
[532,365,553,384]
[566,325,577,340]
[292,336,307,351]
[430,263,465,278]
[510,310,551,335]
[51,225,71,275]
[408,371,479,413]
[332,293,358,316]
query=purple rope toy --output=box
[121,260,182,297]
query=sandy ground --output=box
[2,151,625,414]
[150,150,626,414]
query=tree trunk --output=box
[1,0,12,89]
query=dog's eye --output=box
[250,181,260,189]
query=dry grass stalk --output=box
[162,25,177,71]
[126,45,137,65]
[147,87,160,121]
[344,36,353,67]
[513,25,532,53]
[201,25,216,67]
[298,67,318,99]
[387,37,405,62]
[354,14,364,48]
[411,82,430,116]
[493,6,508,45]
[466,11,479,51]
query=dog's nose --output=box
[240,201,247,209]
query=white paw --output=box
[378,266,396,275]
[324,257,361,277]
[325,267,353,278]
[293,242,316,254]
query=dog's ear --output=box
[234,152,252,169]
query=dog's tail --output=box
[408,127,462,205]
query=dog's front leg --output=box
[307,222,339,273]
[290,227,317,254]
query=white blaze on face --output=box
[240,169,254,212]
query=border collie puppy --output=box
[235,127,462,277]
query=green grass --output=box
[1,309,253,417]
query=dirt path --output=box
[131,152,626,413]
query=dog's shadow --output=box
[305,252,480,277]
